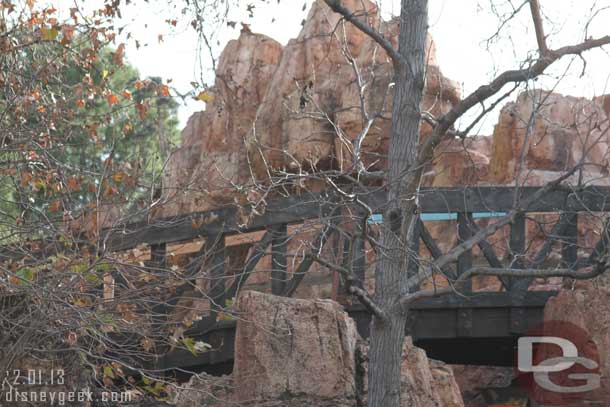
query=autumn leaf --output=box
[122,89,132,100]
[157,84,170,96]
[141,338,154,352]
[134,81,143,90]
[48,200,61,212]
[75,99,86,108]
[61,25,75,44]
[194,91,214,103]
[135,102,148,120]
[107,93,119,106]
[104,184,116,197]
[112,43,125,66]
[112,172,127,183]
[67,176,80,191]
[41,27,59,41]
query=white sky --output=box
[68,0,610,135]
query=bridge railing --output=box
[94,186,608,325]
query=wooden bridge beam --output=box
[270,223,288,295]
[457,213,474,293]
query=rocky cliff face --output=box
[160,31,283,216]
[158,0,460,217]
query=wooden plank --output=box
[457,213,473,293]
[5,186,610,258]
[270,223,288,295]
[99,186,610,252]
[404,290,557,309]
[418,219,455,283]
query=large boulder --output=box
[233,290,359,406]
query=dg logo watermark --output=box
[516,320,602,406]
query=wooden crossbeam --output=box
[417,219,455,281]
[98,186,610,252]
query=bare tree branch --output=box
[529,0,549,56]
[308,253,388,321]
[322,0,403,67]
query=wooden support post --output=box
[270,223,288,295]
[150,243,167,269]
[457,213,473,293]
[206,233,226,314]
[509,212,527,291]
[352,234,366,289]
[509,212,527,333]
[561,212,578,269]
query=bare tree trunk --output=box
[367,0,428,406]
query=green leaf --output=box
[16,267,35,283]
[182,337,198,356]
[103,366,115,379]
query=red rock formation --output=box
[159,31,283,217]
[489,90,610,186]
[233,290,359,405]
[158,0,460,216]
[537,278,610,405]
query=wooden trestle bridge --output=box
[99,185,610,375]
[6,186,610,375]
